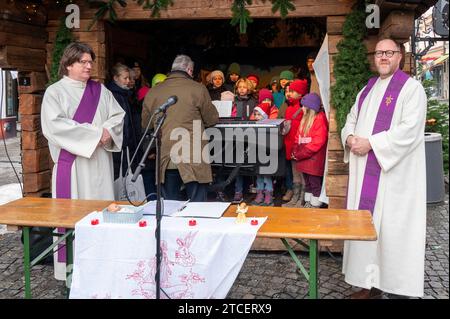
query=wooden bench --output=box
[0,197,377,299]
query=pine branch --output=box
[89,0,173,28]
[140,0,174,18]
[48,18,73,85]
[230,0,253,34]
[330,0,372,133]
[271,0,295,19]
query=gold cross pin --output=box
[385,95,394,106]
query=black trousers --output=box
[163,169,208,202]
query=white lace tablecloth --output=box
[69,212,266,299]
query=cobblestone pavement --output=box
[0,131,22,187]
[0,134,448,299]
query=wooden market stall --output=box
[0,0,436,250]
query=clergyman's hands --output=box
[348,135,372,156]
[99,128,112,146]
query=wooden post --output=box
[18,72,47,94]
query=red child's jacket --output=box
[292,111,328,176]
[283,99,303,160]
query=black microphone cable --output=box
[0,70,24,196]
[123,111,158,207]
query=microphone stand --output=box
[131,111,167,299]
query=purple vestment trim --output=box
[356,70,409,214]
[55,80,101,262]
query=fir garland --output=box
[48,17,73,85]
[230,0,253,34]
[89,0,296,33]
[137,0,174,18]
[330,1,372,133]
[271,0,295,19]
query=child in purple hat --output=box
[291,93,328,208]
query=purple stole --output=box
[355,69,409,214]
[55,79,101,262]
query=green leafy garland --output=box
[48,17,73,86]
[330,1,372,133]
[90,0,295,33]
[423,79,449,173]
[271,0,295,18]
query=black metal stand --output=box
[131,112,167,299]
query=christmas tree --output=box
[48,18,73,86]
[331,1,372,133]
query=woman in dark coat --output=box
[106,63,142,180]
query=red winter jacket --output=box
[283,99,303,160]
[292,111,328,176]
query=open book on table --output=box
[142,200,230,218]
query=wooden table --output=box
[0,197,377,299]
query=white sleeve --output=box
[101,86,125,152]
[41,86,102,159]
[341,90,363,163]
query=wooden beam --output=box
[19,94,43,115]
[0,46,46,72]
[91,57,106,80]
[48,30,105,44]
[379,10,415,42]
[24,189,51,198]
[21,130,48,150]
[328,132,344,151]
[326,174,348,197]
[328,106,339,133]
[21,114,42,132]
[0,31,47,50]
[327,16,346,35]
[375,0,418,22]
[22,148,50,173]
[327,150,349,175]
[47,0,355,20]
[328,34,343,55]
[328,196,347,209]
[18,73,47,94]
[46,19,105,32]
[0,20,47,38]
[23,170,51,193]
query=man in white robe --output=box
[341,39,427,298]
[41,43,125,280]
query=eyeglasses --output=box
[77,60,94,66]
[375,50,400,58]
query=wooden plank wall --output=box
[46,19,106,81]
[46,0,355,20]
[0,3,50,197]
[4,0,416,225]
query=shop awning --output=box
[432,54,449,66]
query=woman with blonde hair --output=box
[291,93,328,208]
[106,63,141,180]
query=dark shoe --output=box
[233,192,243,202]
[216,191,227,202]
[350,288,383,299]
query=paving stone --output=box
[0,135,448,299]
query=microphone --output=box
[153,96,178,114]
